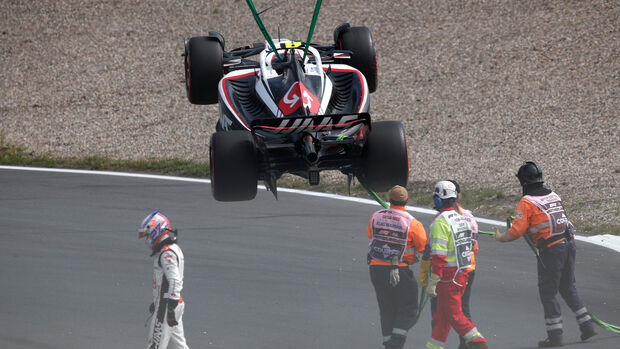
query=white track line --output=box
[2,165,618,253]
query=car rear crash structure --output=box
[184,1,409,201]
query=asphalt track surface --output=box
[1,168,619,349]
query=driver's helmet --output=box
[138,210,173,250]
[266,43,305,66]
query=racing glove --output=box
[426,273,440,298]
[389,256,400,287]
[166,299,179,327]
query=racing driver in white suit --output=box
[139,210,189,349]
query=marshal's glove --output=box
[426,273,440,298]
[493,227,509,242]
[389,268,400,287]
[166,299,179,327]
[419,259,431,287]
[389,256,400,287]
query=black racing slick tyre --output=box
[362,121,409,192]
[184,36,223,105]
[210,131,258,201]
[335,25,378,93]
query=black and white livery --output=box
[184,23,409,201]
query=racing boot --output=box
[467,341,488,349]
[538,337,563,347]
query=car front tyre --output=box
[185,36,223,105]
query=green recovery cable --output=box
[414,268,431,326]
[479,216,538,255]
[590,312,620,333]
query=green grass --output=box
[1,134,617,235]
[0,134,208,177]
[578,224,620,236]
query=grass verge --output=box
[1,134,617,235]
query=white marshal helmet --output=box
[433,180,458,199]
[138,210,175,250]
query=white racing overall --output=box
[147,243,189,349]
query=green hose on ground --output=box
[589,312,620,333]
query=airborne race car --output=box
[184,4,409,202]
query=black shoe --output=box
[580,326,598,341]
[383,334,406,349]
[538,337,563,347]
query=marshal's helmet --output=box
[516,161,544,186]
[138,210,175,250]
[433,180,457,210]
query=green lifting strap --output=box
[247,0,323,66]
[360,180,389,209]
[245,0,282,62]
[302,0,322,63]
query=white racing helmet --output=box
[138,210,174,250]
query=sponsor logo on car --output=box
[278,82,319,115]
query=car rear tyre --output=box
[210,131,258,201]
[185,36,223,105]
[335,25,378,93]
[361,121,409,192]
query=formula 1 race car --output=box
[184,1,408,201]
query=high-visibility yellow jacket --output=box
[430,208,473,280]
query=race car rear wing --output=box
[250,113,370,135]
